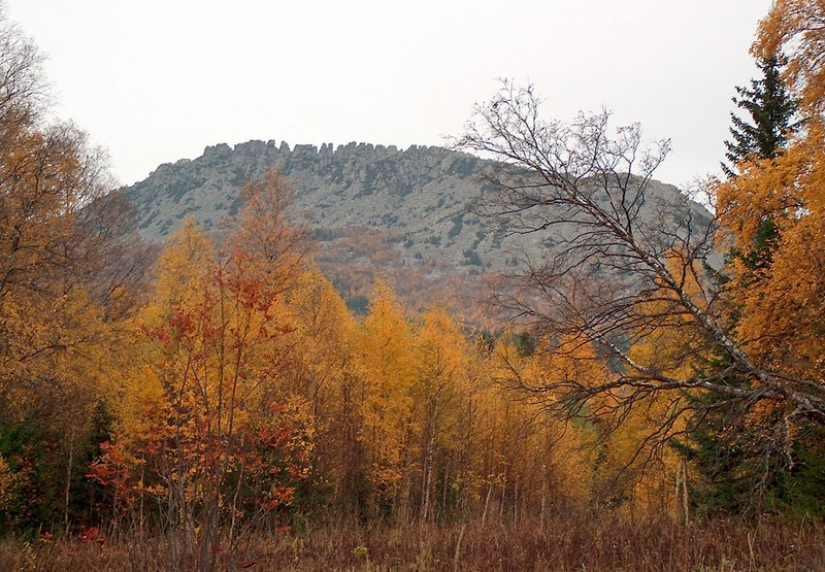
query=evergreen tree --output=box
[722,55,798,269]
[685,54,811,516]
[722,54,799,178]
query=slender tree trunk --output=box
[540,469,547,528]
[481,484,492,527]
[63,427,74,534]
[675,458,689,525]
[420,418,437,522]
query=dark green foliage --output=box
[139,210,158,230]
[163,173,208,203]
[313,228,336,241]
[679,53,814,518]
[491,229,504,249]
[227,195,243,216]
[776,430,825,517]
[729,218,779,272]
[448,214,464,238]
[462,249,482,266]
[722,55,799,178]
[0,418,53,534]
[681,342,825,516]
[346,295,370,315]
[512,331,537,358]
[677,387,771,515]
[69,401,114,529]
[0,401,115,537]
[681,403,825,517]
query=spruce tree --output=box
[722,55,799,178]
[722,56,798,270]
[685,54,811,516]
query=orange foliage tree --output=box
[92,171,314,569]
[0,6,147,532]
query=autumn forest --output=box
[3,2,825,571]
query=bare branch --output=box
[455,80,825,453]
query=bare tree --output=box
[453,81,825,447]
[0,2,47,145]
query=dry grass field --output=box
[1,514,823,572]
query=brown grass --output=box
[1,513,823,571]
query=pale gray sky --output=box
[8,0,773,188]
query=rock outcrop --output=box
[123,140,713,313]
[126,139,711,272]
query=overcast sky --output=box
[8,0,773,189]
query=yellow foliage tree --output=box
[412,307,470,520]
[0,29,139,529]
[355,280,418,516]
[96,178,313,569]
[716,134,825,380]
[275,266,363,508]
[483,336,608,517]
[755,0,825,116]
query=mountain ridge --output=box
[123,139,713,313]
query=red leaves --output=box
[168,307,196,334]
[84,200,316,543]
[77,526,106,548]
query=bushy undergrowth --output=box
[1,513,822,572]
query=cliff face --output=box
[124,139,713,312]
[126,140,503,269]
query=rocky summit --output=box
[123,139,713,313]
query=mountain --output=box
[123,139,713,314]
